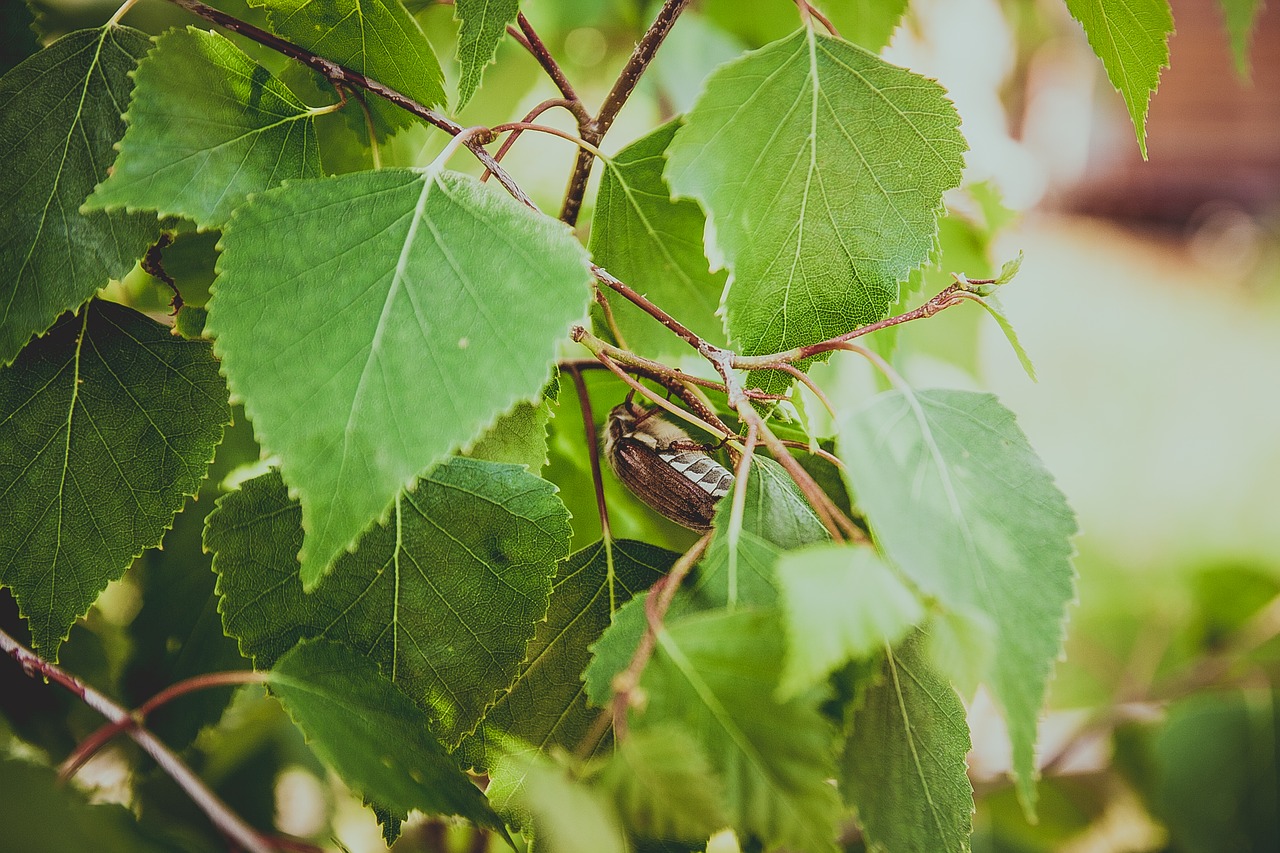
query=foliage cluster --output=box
[0,0,1264,850]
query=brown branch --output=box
[733,284,972,369]
[480,98,581,182]
[610,532,712,737]
[162,0,531,208]
[515,12,591,127]
[564,364,612,541]
[559,0,693,224]
[59,670,268,784]
[0,628,273,853]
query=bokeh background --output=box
[3,0,1278,850]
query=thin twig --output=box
[488,121,606,158]
[515,12,591,127]
[736,404,846,542]
[733,284,971,369]
[59,670,268,784]
[560,0,693,224]
[162,0,530,207]
[480,98,580,183]
[564,364,612,540]
[610,532,712,737]
[0,628,273,853]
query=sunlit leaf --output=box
[775,542,923,700]
[590,121,727,359]
[0,300,229,657]
[627,607,844,852]
[666,28,965,390]
[597,724,728,844]
[269,638,509,837]
[455,0,520,109]
[84,27,324,230]
[826,0,909,52]
[839,389,1076,812]
[696,456,828,608]
[488,750,628,853]
[842,637,973,852]
[205,459,571,746]
[463,379,557,472]
[207,167,592,585]
[1064,0,1173,159]
[0,27,158,366]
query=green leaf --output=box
[597,724,728,844]
[250,0,445,133]
[0,756,180,853]
[0,300,230,657]
[590,121,728,359]
[268,638,509,837]
[463,379,557,472]
[775,542,924,700]
[826,0,910,52]
[838,389,1077,813]
[205,459,571,746]
[665,28,965,390]
[1063,0,1173,160]
[488,751,628,853]
[460,538,675,770]
[842,637,973,853]
[628,608,844,852]
[455,0,520,109]
[83,27,324,231]
[207,167,592,586]
[1218,0,1264,79]
[0,26,159,366]
[971,293,1037,382]
[696,455,829,608]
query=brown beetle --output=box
[603,401,734,531]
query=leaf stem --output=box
[559,0,693,224]
[0,628,273,853]
[107,0,140,27]
[734,403,849,543]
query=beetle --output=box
[603,400,734,531]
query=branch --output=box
[559,0,693,224]
[59,670,268,784]
[514,12,591,128]
[162,0,532,208]
[610,532,712,737]
[0,628,273,853]
[564,364,612,541]
[732,283,975,370]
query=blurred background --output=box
[3,0,1279,850]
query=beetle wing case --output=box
[603,402,733,532]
